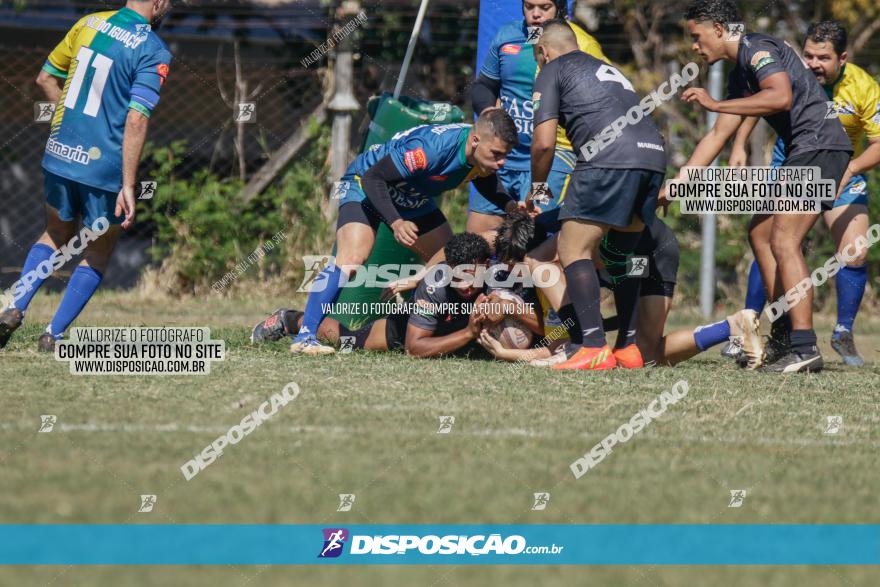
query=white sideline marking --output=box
[2,422,878,448]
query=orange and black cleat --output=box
[553,345,617,371]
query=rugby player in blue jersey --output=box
[290,110,521,354]
[0,0,173,351]
[469,0,609,234]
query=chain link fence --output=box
[0,41,324,290]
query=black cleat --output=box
[760,346,823,374]
[37,333,56,353]
[251,308,301,343]
[0,308,23,349]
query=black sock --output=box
[600,230,645,349]
[790,329,817,353]
[563,259,606,348]
[771,313,792,343]
[557,304,582,345]
[612,278,641,349]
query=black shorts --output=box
[598,219,678,298]
[782,149,850,212]
[559,168,665,228]
[636,219,678,297]
[337,201,448,234]
[384,312,410,351]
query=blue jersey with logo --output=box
[41,8,172,192]
[342,123,484,211]
[480,19,608,172]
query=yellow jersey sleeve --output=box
[555,23,609,153]
[44,15,91,77]
[859,72,880,140]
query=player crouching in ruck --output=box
[289,110,522,355]
[252,232,541,358]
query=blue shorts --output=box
[770,138,866,208]
[468,153,574,215]
[335,176,440,221]
[44,170,124,228]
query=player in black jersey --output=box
[529,19,667,371]
[665,0,853,373]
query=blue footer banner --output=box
[1,525,879,565]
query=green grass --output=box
[1,291,879,586]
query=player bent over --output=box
[529,20,667,371]
[290,111,521,355]
[666,0,853,373]
[0,0,173,352]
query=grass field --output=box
[1,290,879,586]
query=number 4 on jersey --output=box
[596,64,634,93]
[65,46,114,117]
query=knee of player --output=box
[768,234,800,258]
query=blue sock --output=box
[47,265,103,339]
[693,319,731,351]
[11,243,55,313]
[835,264,867,332]
[297,264,345,338]
[744,259,766,313]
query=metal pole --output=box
[393,0,431,100]
[700,61,724,318]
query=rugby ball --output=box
[491,317,533,350]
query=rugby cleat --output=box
[0,308,23,349]
[251,308,296,343]
[290,333,335,355]
[732,309,763,370]
[720,336,744,361]
[612,344,644,369]
[553,344,617,371]
[37,333,56,353]
[830,329,864,367]
[760,346,823,374]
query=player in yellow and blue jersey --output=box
[0,0,173,352]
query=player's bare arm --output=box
[35,69,63,103]
[404,305,486,358]
[729,116,759,166]
[683,72,793,115]
[117,110,150,230]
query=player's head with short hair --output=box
[522,0,567,28]
[470,109,518,174]
[128,0,173,27]
[494,208,535,265]
[534,19,578,65]
[804,21,848,84]
[444,233,491,299]
[684,0,742,64]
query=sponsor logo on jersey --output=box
[403,147,428,172]
[501,44,522,55]
[157,63,170,86]
[832,100,857,116]
[85,16,150,50]
[750,50,776,72]
[430,175,447,181]
[532,92,541,110]
[872,104,880,125]
[45,138,91,165]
